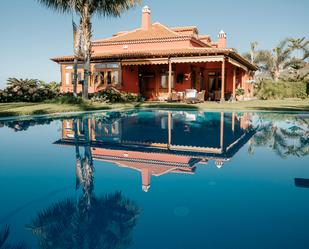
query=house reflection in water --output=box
[55,111,255,192]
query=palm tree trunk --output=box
[274,67,280,82]
[81,3,92,100]
[83,56,90,99]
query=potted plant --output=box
[236,88,245,101]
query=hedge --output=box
[254,80,308,100]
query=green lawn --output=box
[0,99,308,118]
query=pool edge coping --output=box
[0,106,309,121]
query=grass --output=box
[142,99,309,112]
[0,99,308,118]
[0,102,127,118]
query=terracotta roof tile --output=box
[171,26,198,31]
[52,47,232,61]
[52,48,257,70]
[93,22,184,43]
[171,26,199,35]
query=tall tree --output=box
[244,38,309,81]
[243,42,274,78]
[38,0,141,99]
[243,41,258,64]
[286,37,309,69]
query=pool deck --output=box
[0,99,308,119]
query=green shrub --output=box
[255,80,308,100]
[91,87,143,103]
[48,93,84,104]
[0,78,60,103]
[122,92,143,102]
[236,88,245,96]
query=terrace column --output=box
[220,112,224,149]
[168,58,172,98]
[232,67,236,101]
[241,70,244,88]
[220,58,226,102]
[232,112,235,132]
[167,112,172,150]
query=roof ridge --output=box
[171,25,197,30]
[199,34,210,38]
[92,22,187,43]
[152,22,184,37]
[93,26,142,43]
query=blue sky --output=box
[0,0,308,87]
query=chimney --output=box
[141,5,151,31]
[217,30,227,48]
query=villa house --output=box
[52,6,257,101]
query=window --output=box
[94,63,119,69]
[161,72,174,88]
[112,122,119,135]
[99,72,105,85]
[65,64,84,69]
[113,71,119,85]
[161,74,167,88]
[208,78,216,91]
[66,120,71,129]
[95,68,121,86]
[107,71,112,84]
[65,73,70,86]
[94,72,99,85]
[71,72,82,85]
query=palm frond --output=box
[91,0,141,16]
[242,52,251,62]
[0,225,9,248]
[37,0,73,13]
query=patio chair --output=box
[197,90,206,103]
[214,91,221,101]
[177,91,185,102]
[184,89,198,104]
[168,91,179,102]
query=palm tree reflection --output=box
[249,114,309,158]
[0,225,27,249]
[29,118,140,248]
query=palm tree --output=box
[38,0,141,99]
[286,37,309,70]
[289,37,309,53]
[244,38,309,81]
[243,43,276,80]
[243,41,258,64]
[266,39,294,81]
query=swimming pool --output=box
[0,110,308,248]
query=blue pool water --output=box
[0,109,308,248]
